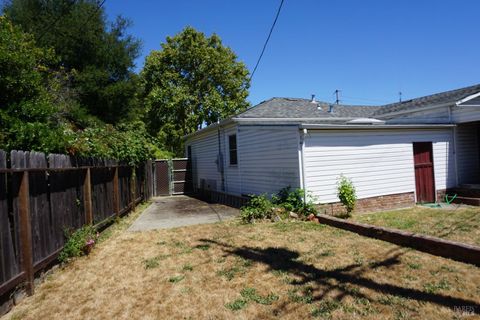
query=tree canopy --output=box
[3,0,141,124]
[141,27,250,155]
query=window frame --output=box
[228,134,238,166]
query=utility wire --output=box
[250,0,285,81]
[37,0,106,41]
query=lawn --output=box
[352,205,480,246]
[3,207,480,319]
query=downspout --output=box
[449,105,459,186]
[217,125,225,192]
[301,128,307,204]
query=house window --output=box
[229,134,238,165]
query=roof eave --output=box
[300,123,456,130]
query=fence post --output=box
[130,168,136,212]
[84,168,93,224]
[113,166,120,218]
[18,171,34,295]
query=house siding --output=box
[457,123,480,184]
[451,106,480,123]
[186,128,222,191]
[303,129,456,203]
[237,125,301,196]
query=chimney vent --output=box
[310,94,316,103]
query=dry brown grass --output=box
[4,208,480,319]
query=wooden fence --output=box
[0,150,154,300]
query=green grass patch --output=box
[168,275,185,283]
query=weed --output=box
[311,299,341,317]
[217,266,243,281]
[182,263,193,271]
[168,275,185,283]
[59,225,98,263]
[225,299,247,311]
[144,257,160,269]
[240,287,279,305]
[407,262,422,270]
[288,286,314,304]
[195,244,210,251]
[318,250,335,257]
[424,279,450,293]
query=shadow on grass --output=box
[201,238,480,311]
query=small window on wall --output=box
[229,134,238,165]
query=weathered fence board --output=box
[0,151,20,289]
[0,148,154,307]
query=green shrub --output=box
[240,194,274,223]
[58,225,98,263]
[337,175,357,216]
[273,187,317,216]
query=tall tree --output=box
[0,16,66,152]
[140,27,250,155]
[3,0,141,124]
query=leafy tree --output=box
[0,16,66,153]
[3,0,142,124]
[140,27,250,155]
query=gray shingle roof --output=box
[235,84,480,121]
[236,98,383,119]
[373,83,480,116]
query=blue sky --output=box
[105,0,479,106]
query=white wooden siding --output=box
[303,129,456,203]
[238,125,300,196]
[186,129,221,191]
[222,126,242,194]
[451,106,480,123]
[457,123,480,184]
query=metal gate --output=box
[154,158,192,196]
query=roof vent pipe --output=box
[310,94,316,103]
[328,104,334,113]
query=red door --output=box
[413,142,435,203]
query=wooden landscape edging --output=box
[316,214,480,267]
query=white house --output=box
[184,84,480,211]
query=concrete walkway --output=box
[128,195,240,231]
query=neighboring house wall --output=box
[456,123,480,184]
[237,125,301,196]
[451,106,480,123]
[303,129,456,203]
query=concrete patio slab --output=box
[128,195,239,231]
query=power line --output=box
[250,0,285,81]
[37,0,107,41]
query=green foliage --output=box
[273,186,317,216]
[4,0,142,124]
[58,225,98,263]
[225,299,247,311]
[0,16,67,154]
[140,26,250,155]
[168,275,185,283]
[240,194,274,223]
[240,287,279,305]
[144,257,160,269]
[337,175,357,216]
[240,187,318,224]
[66,121,156,164]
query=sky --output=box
[105,0,480,106]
